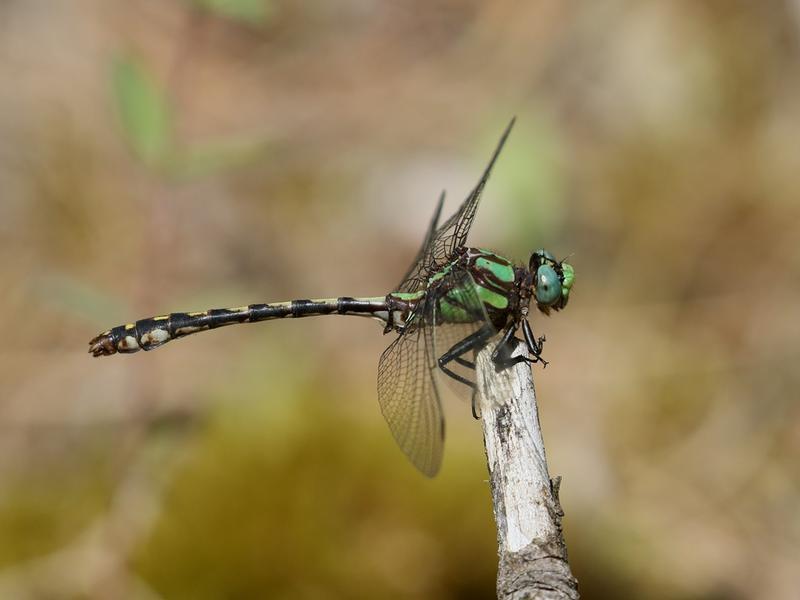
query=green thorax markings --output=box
[475,286,509,310]
[437,287,478,323]
[474,254,515,284]
[427,263,453,285]
[423,248,518,324]
[470,249,515,311]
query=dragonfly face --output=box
[529,249,574,314]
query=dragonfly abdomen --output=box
[88,297,389,357]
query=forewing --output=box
[377,304,444,476]
[397,118,516,294]
[434,118,515,261]
[395,191,445,293]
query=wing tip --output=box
[419,462,441,478]
[433,190,446,219]
[489,116,516,167]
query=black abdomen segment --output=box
[88,297,388,357]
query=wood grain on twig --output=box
[477,342,579,600]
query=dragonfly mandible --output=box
[88,118,575,476]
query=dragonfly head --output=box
[529,249,574,314]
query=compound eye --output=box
[535,265,561,306]
[530,248,556,269]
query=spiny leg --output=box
[454,356,475,369]
[437,325,495,387]
[490,323,519,367]
[522,318,548,367]
[437,325,495,419]
[491,320,548,369]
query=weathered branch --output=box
[476,341,579,600]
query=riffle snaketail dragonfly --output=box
[89,118,574,476]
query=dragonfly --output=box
[88,118,574,476]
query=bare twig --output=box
[476,341,579,600]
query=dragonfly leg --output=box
[454,356,475,369]
[491,323,519,366]
[437,325,494,386]
[437,325,495,419]
[522,319,548,367]
[492,320,548,369]
[471,390,480,420]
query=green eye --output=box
[561,262,574,300]
[535,265,561,306]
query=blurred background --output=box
[1,1,799,598]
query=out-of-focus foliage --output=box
[1,1,799,598]
[113,56,173,168]
[135,364,497,599]
[113,53,272,178]
[191,0,274,26]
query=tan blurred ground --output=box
[1,1,799,598]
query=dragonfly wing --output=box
[377,305,444,477]
[432,117,515,263]
[395,190,445,293]
[395,118,515,294]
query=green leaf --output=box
[192,0,274,25]
[34,272,130,323]
[112,56,172,167]
[164,136,273,180]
